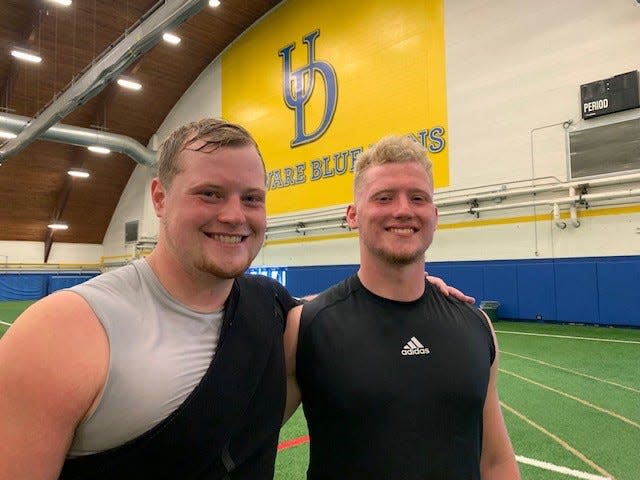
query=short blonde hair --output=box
[156,118,264,188]
[354,135,432,193]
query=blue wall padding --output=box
[516,262,557,321]
[283,255,639,327]
[483,265,518,319]
[0,272,98,301]
[48,275,95,294]
[0,274,48,300]
[286,265,358,297]
[555,262,599,324]
[597,260,640,327]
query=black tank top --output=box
[297,275,495,480]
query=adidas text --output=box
[401,347,430,356]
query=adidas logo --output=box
[401,336,430,356]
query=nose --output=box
[393,194,414,218]
[217,195,246,225]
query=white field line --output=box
[495,330,640,345]
[500,369,640,429]
[0,320,12,327]
[501,401,615,479]
[516,455,612,480]
[502,351,640,394]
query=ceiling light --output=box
[10,49,42,63]
[209,0,221,7]
[47,0,72,6]
[68,168,90,178]
[162,32,181,45]
[48,222,69,230]
[88,145,111,154]
[117,78,142,90]
[0,130,17,139]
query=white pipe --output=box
[553,204,567,229]
[435,172,640,207]
[570,205,580,228]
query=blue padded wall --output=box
[516,262,557,321]
[0,272,98,301]
[597,260,640,327]
[281,255,639,327]
[286,265,358,297]
[555,261,599,324]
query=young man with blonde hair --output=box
[285,135,520,479]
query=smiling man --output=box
[0,119,299,480]
[284,135,520,480]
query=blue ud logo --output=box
[278,30,338,148]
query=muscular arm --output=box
[480,314,520,479]
[283,305,303,424]
[0,291,109,480]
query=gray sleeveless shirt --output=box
[66,259,224,456]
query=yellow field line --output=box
[500,369,640,429]
[501,401,615,479]
[502,351,640,394]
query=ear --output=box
[346,204,358,229]
[150,178,166,218]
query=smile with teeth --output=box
[387,227,416,234]
[205,232,245,244]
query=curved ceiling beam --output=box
[0,113,157,166]
[0,0,208,163]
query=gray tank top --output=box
[66,259,224,456]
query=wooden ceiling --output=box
[0,0,280,259]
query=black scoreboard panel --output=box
[581,70,640,119]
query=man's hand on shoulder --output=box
[425,273,475,304]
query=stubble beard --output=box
[194,256,250,279]
[371,244,426,266]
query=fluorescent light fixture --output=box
[10,49,42,63]
[47,0,72,6]
[88,145,111,154]
[162,32,181,45]
[48,222,69,230]
[117,78,142,90]
[68,169,90,178]
[0,130,17,139]
[209,0,221,7]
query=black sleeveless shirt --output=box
[297,275,495,480]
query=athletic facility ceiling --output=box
[0,0,280,258]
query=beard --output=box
[369,244,426,266]
[193,252,253,279]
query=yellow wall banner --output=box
[222,0,448,215]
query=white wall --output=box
[0,240,102,266]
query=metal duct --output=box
[0,113,156,166]
[0,113,157,167]
[0,0,208,162]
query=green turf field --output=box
[1,301,638,479]
[0,300,34,336]
[277,321,640,480]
